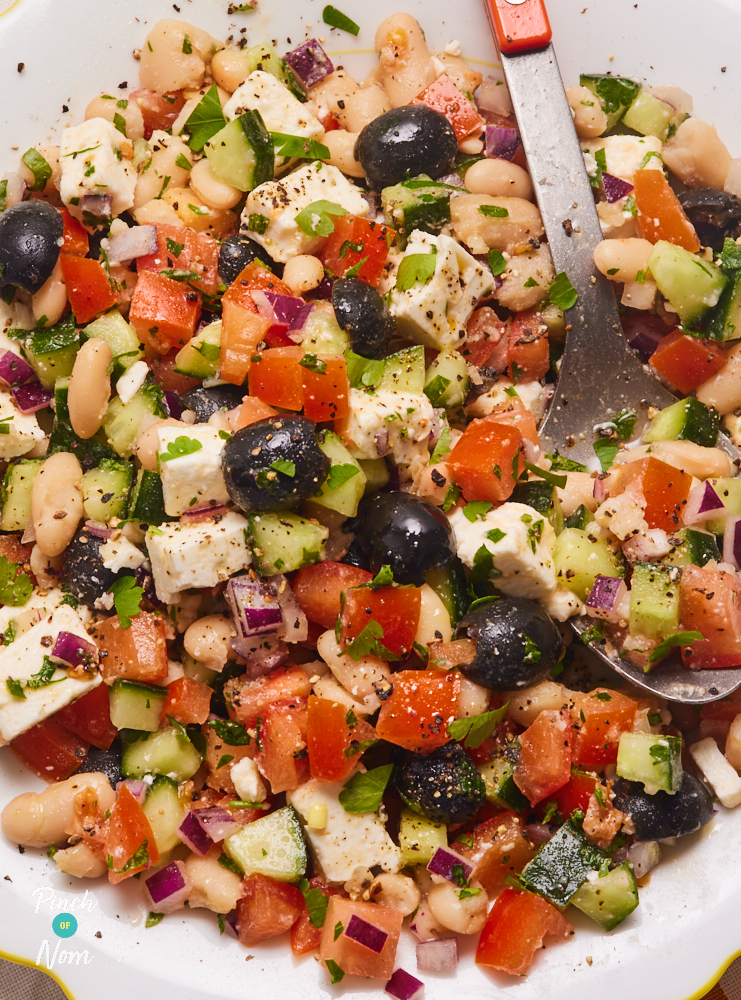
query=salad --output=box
[0,6,740,995]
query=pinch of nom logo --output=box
[32,886,97,971]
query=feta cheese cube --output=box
[59,118,136,223]
[380,231,493,350]
[157,424,230,516]
[287,778,402,881]
[146,512,251,604]
[99,536,147,573]
[0,388,44,459]
[241,161,368,263]
[542,586,584,621]
[231,757,267,803]
[582,134,664,183]
[690,736,741,809]
[115,360,150,406]
[336,389,435,464]
[449,501,557,600]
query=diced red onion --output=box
[267,574,309,643]
[115,779,148,805]
[477,76,513,117]
[427,846,473,885]
[178,810,214,856]
[522,436,541,464]
[360,191,382,219]
[11,382,53,414]
[485,124,521,161]
[285,38,334,88]
[627,840,660,878]
[252,290,309,343]
[374,429,390,457]
[683,481,725,525]
[230,634,289,678]
[80,193,112,219]
[723,515,741,570]
[385,968,425,1000]
[0,350,34,387]
[344,913,389,954]
[144,860,192,912]
[602,173,634,203]
[622,528,672,564]
[194,806,241,843]
[226,575,284,639]
[135,565,164,610]
[585,575,628,623]
[312,276,334,301]
[162,390,184,420]
[625,315,667,360]
[84,520,114,540]
[416,937,458,973]
[181,503,229,524]
[593,476,609,504]
[525,822,554,846]
[105,224,158,263]
[50,630,98,667]
[224,910,239,937]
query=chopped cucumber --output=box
[553,527,625,601]
[205,111,274,192]
[398,808,448,865]
[579,74,641,130]
[82,310,144,379]
[245,43,307,102]
[616,731,683,794]
[121,726,203,781]
[382,176,451,247]
[479,743,529,813]
[311,430,366,517]
[426,560,469,628]
[520,818,609,907]
[359,458,390,494]
[647,241,727,327]
[142,775,186,855]
[511,480,564,535]
[128,469,174,525]
[629,562,680,638]
[1,459,43,531]
[104,383,166,457]
[424,348,469,408]
[643,397,720,448]
[182,651,218,685]
[662,527,720,568]
[47,377,116,469]
[248,511,328,576]
[564,504,594,530]
[223,805,307,882]
[82,459,133,523]
[377,345,426,394]
[570,861,639,931]
[15,318,80,388]
[298,303,350,355]
[621,88,684,142]
[707,477,741,534]
[705,269,741,342]
[174,320,222,379]
[109,679,168,732]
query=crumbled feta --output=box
[241,161,368,262]
[157,424,230,517]
[59,118,136,223]
[449,501,557,600]
[99,536,147,573]
[465,379,552,424]
[582,134,663,183]
[231,757,267,803]
[146,512,251,604]
[287,778,402,881]
[380,231,493,350]
[0,388,44,459]
[115,360,150,406]
[336,388,435,463]
[542,586,584,621]
[690,737,741,808]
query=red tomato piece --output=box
[412,74,484,140]
[0,535,32,566]
[10,718,89,782]
[229,665,312,728]
[54,683,118,750]
[248,346,305,409]
[59,207,89,257]
[255,697,309,794]
[130,89,186,139]
[341,585,421,660]
[160,676,213,725]
[447,416,524,502]
[508,309,550,382]
[95,611,169,685]
[129,271,201,354]
[541,771,598,821]
[486,396,540,451]
[680,564,741,668]
[233,396,276,430]
[293,561,373,629]
[570,688,637,767]
[650,330,727,394]
[514,708,572,805]
[146,346,200,394]
[220,263,291,385]
[633,169,700,252]
[291,879,344,956]
[461,307,510,369]
[319,897,403,980]
[302,356,350,421]
[229,262,293,297]
[620,456,692,532]
[237,873,305,946]
[321,216,395,287]
[620,309,673,356]
[137,223,220,294]
[463,812,535,896]
[700,689,741,722]
[307,696,378,783]
[59,255,119,325]
[376,669,460,754]
[475,886,572,975]
[105,784,159,885]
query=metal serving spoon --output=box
[482,0,741,702]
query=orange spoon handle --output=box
[484,0,552,54]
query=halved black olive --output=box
[63,529,135,608]
[0,201,63,293]
[332,277,395,359]
[395,742,486,824]
[218,233,282,284]
[354,106,458,191]
[74,740,123,788]
[612,773,714,841]
[180,383,246,421]
[678,188,741,251]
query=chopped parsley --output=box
[270,132,330,161]
[647,630,703,665]
[326,463,360,489]
[184,85,226,151]
[0,556,32,607]
[395,249,437,291]
[109,576,144,629]
[549,271,579,310]
[338,764,394,814]
[448,703,510,748]
[478,204,509,218]
[159,436,203,462]
[322,4,360,34]
[295,200,348,238]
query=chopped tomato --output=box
[95,611,169,685]
[341,585,421,660]
[229,262,293,297]
[248,346,305,409]
[319,896,403,980]
[633,168,700,252]
[508,309,550,382]
[650,330,727,394]
[291,879,344,956]
[137,223,220,294]
[680,564,741,668]
[540,770,598,821]
[59,207,89,257]
[221,307,270,385]
[376,669,459,754]
[129,271,202,354]
[130,89,186,139]
[293,562,373,630]
[160,676,213,726]
[237,873,304,946]
[255,697,309,794]
[321,215,395,287]
[10,718,89,782]
[619,456,692,532]
[146,346,200,394]
[229,665,312,728]
[0,535,32,566]
[475,886,572,975]
[105,783,159,885]
[514,708,572,805]
[54,683,118,750]
[412,74,484,139]
[487,396,540,451]
[302,356,350,421]
[570,688,637,767]
[233,395,276,429]
[465,812,535,896]
[461,307,510,369]
[447,416,524,502]
[307,696,377,782]
[700,689,741,722]
[59,255,119,325]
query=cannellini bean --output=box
[375,13,437,107]
[134,131,193,209]
[317,630,391,713]
[457,675,490,719]
[189,158,242,210]
[725,713,741,772]
[307,69,359,121]
[1,773,115,849]
[30,545,62,589]
[369,873,421,915]
[566,85,608,138]
[410,895,448,941]
[663,117,733,190]
[54,842,108,879]
[135,417,188,470]
[17,146,60,199]
[68,338,112,439]
[459,136,484,155]
[464,158,533,201]
[185,846,243,912]
[647,440,732,479]
[696,342,741,415]
[31,452,84,558]
[283,254,325,295]
[184,614,238,670]
[414,584,452,648]
[497,244,554,311]
[85,95,145,142]
[138,19,222,93]
[31,260,67,328]
[322,130,365,178]
[557,471,599,517]
[621,277,657,310]
[312,674,370,717]
[506,679,566,726]
[594,238,654,284]
[210,48,250,93]
[450,194,544,254]
[163,185,233,237]
[427,880,488,934]
[134,198,184,228]
[337,86,390,133]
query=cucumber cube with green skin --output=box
[705,270,741,342]
[629,562,680,639]
[248,512,328,576]
[570,862,639,931]
[377,344,426,394]
[382,177,451,248]
[647,241,727,326]
[579,74,641,130]
[109,679,168,732]
[425,560,469,628]
[121,727,203,781]
[398,808,448,865]
[621,89,685,142]
[224,805,307,883]
[128,469,175,525]
[479,744,530,813]
[616,732,683,794]
[142,775,186,854]
[16,317,80,389]
[82,310,144,380]
[359,458,390,494]
[564,504,594,530]
[205,111,274,192]
[662,528,720,568]
[103,383,167,458]
[310,431,366,517]
[1,459,43,531]
[643,397,720,449]
[424,348,469,408]
[511,480,564,535]
[245,43,307,103]
[82,459,133,523]
[174,320,221,379]
[520,818,609,908]
[553,527,625,601]
[300,305,350,355]
[706,477,741,534]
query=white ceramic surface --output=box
[0,1,740,998]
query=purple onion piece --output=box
[416,937,458,973]
[622,529,671,565]
[485,124,521,161]
[161,390,184,420]
[285,38,334,88]
[50,630,98,667]
[194,806,241,843]
[115,779,148,805]
[312,276,334,301]
[602,172,634,203]
[80,193,112,221]
[525,822,554,846]
[181,502,229,524]
[267,574,308,642]
[476,76,513,117]
[230,634,289,677]
[374,429,390,457]
[11,382,53,414]
[385,968,425,1000]
[344,913,389,954]
[224,910,239,937]
[593,476,609,505]
[288,301,314,335]
[105,224,158,263]
[625,322,665,361]
[0,350,34,387]
[261,291,308,326]
[723,515,741,570]
[226,575,283,639]
[145,861,186,904]
[135,565,165,609]
[585,575,628,623]
[427,846,473,885]
[84,520,114,539]
[178,810,214,856]
[683,480,725,525]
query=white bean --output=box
[497,244,554,311]
[189,158,242,210]
[593,238,654,284]
[506,679,567,726]
[185,846,243,912]
[1,773,115,848]
[317,630,391,713]
[557,471,598,517]
[369,873,421,915]
[414,584,452,648]
[450,194,544,254]
[54,842,108,879]
[696,342,741,415]
[375,13,437,107]
[184,614,238,670]
[427,881,488,934]
[337,86,390,133]
[725,713,741,772]
[210,48,250,93]
[85,95,145,142]
[465,158,533,201]
[646,440,731,480]
[566,85,608,139]
[138,20,222,93]
[458,136,484,156]
[457,675,490,719]
[133,199,184,228]
[31,452,84,558]
[133,131,193,209]
[322,130,365,178]
[31,260,67,328]
[283,255,325,296]
[30,545,62,589]
[433,52,483,97]
[307,69,359,121]
[663,118,733,190]
[68,338,112,440]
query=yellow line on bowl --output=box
[0,0,23,17]
[680,948,741,1000]
[0,947,77,1000]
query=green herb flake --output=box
[21,149,52,191]
[549,271,579,310]
[26,656,63,690]
[0,556,32,607]
[523,276,540,288]
[113,113,127,137]
[593,437,620,472]
[478,204,509,218]
[295,200,348,238]
[108,576,144,630]
[339,764,394,814]
[327,463,360,489]
[344,350,385,390]
[333,920,344,941]
[322,5,360,34]
[175,153,192,171]
[298,878,329,927]
[342,619,394,662]
[270,132,330,161]
[146,912,164,928]
[159,436,203,462]
[216,754,235,770]
[5,678,25,700]
[217,852,243,876]
[448,703,510,749]
[395,249,437,291]
[523,460,567,489]
[184,85,227,151]
[325,959,345,985]
[299,353,327,374]
[593,784,606,808]
[647,630,703,665]
[271,459,296,477]
[217,913,225,935]
[488,248,507,276]
[119,839,150,873]
[247,213,270,235]
[208,719,251,746]
[430,423,452,465]
[546,452,588,473]
[580,623,603,645]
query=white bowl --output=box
[1,2,740,999]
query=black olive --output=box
[678,188,741,251]
[180,384,247,421]
[0,202,63,293]
[218,233,283,285]
[62,529,135,608]
[354,106,458,191]
[352,493,456,585]
[222,415,330,512]
[73,739,123,788]
[612,773,714,842]
[331,277,395,359]
[395,743,485,824]
[341,537,371,570]
[454,597,564,689]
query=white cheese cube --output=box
[99,536,147,573]
[115,360,149,406]
[0,604,100,744]
[690,737,741,809]
[582,134,664,183]
[380,231,493,350]
[449,501,557,601]
[0,388,44,459]
[287,778,402,881]
[145,512,251,604]
[59,118,137,223]
[542,586,584,622]
[336,389,435,464]
[231,757,267,803]
[241,161,368,263]
[157,424,230,516]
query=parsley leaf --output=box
[295,200,348,238]
[430,423,452,465]
[395,250,437,291]
[21,149,52,191]
[322,4,360,34]
[5,678,25,700]
[109,576,144,630]
[338,764,394,813]
[208,719,251,745]
[717,237,741,271]
[270,132,330,161]
[545,452,588,473]
[647,630,703,665]
[488,248,507,276]
[486,528,506,543]
[342,619,395,661]
[216,753,234,769]
[478,204,509,218]
[299,353,327,374]
[344,256,369,279]
[424,374,452,406]
[119,839,150,873]
[334,920,344,941]
[184,85,226,151]
[593,437,620,472]
[523,460,567,488]
[26,656,62,690]
[175,154,192,172]
[159,436,203,462]
[271,459,296,477]
[448,703,510,748]
[0,556,32,607]
[327,463,360,489]
[247,213,269,235]
[324,959,345,985]
[218,852,242,876]
[146,912,164,928]
[298,878,329,927]
[165,237,185,258]
[344,350,385,390]
[464,501,493,522]
[549,271,579,310]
